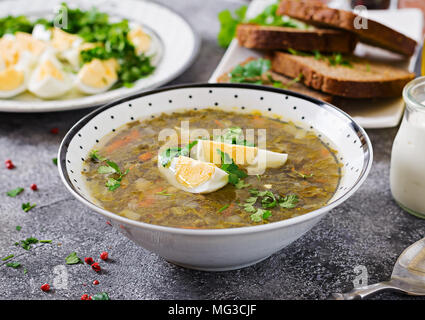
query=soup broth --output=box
[83,109,341,229]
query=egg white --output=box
[27,51,73,99]
[0,51,34,98]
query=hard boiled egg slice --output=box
[158,155,229,194]
[128,26,151,55]
[28,51,72,99]
[192,140,288,175]
[0,51,34,98]
[75,58,118,94]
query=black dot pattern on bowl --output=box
[285,96,289,100]
[234,95,238,98]
[78,133,81,137]
[130,117,134,120]
[260,97,264,100]
[96,139,99,143]
[293,106,297,110]
[110,115,114,119]
[194,107,198,110]
[189,95,192,99]
[67,160,70,163]
[214,102,218,106]
[94,126,98,130]
[148,103,152,106]
[241,106,245,110]
[112,129,116,132]
[81,158,84,161]
[301,116,305,120]
[209,90,213,93]
[128,104,132,107]
[79,146,83,149]
[169,100,172,103]
[268,108,272,111]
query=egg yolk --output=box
[128,27,151,55]
[78,59,118,88]
[36,60,64,81]
[0,38,20,67]
[51,28,80,51]
[15,32,47,56]
[0,67,24,91]
[174,156,216,188]
[200,140,258,166]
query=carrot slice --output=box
[105,129,139,154]
[138,152,153,162]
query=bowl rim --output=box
[58,83,373,236]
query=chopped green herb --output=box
[213,127,255,147]
[39,240,52,243]
[90,149,107,162]
[293,169,314,179]
[160,140,198,167]
[22,202,36,212]
[217,5,247,48]
[23,268,28,274]
[218,204,230,213]
[18,237,39,250]
[279,194,299,209]
[92,292,110,300]
[216,149,247,186]
[16,226,21,231]
[250,209,272,222]
[229,58,271,83]
[52,158,58,165]
[2,254,14,261]
[235,180,251,189]
[6,187,24,197]
[288,48,313,57]
[6,262,21,269]
[65,252,83,265]
[248,3,301,28]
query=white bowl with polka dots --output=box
[58,83,373,271]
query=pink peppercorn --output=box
[84,257,94,265]
[81,294,91,300]
[100,251,108,261]
[91,262,101,272]
[40,283,50,292]
[93,280,99,285]
[30,184,38,191]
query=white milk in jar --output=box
[390,77,425,218]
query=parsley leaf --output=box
[160,140,198,167]
[248,3,302,28]
[22,202,36,212]
[6,187,24,197]
[235,180,251,189]
[92,292,110,300]
[2,254,14,261]
[6,262,21,269]
[217,149,247,186]
[250,209,272,222]
[218,204,230,213]
[213,127,255,147]
[90,149,107,162]
[65,252,83,265]
[279,194,299,209]
[17,237,39,250]
[217,5,247,48]
[52,158,58,166]
[229,58,271,83]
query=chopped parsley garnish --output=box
[92,152,130,191]
[22,202,36,212]
[216,149,247,186]
[52,158,58,166]
[6,187,24,197]
[235,180,251,189]
[217,2,307,48]
[92,292,110,300]
[65,252,83,265]
[160,140,198,167]
[218,204,230,213]
[90,149,107,162]
[16,226,22,231]
[289,49,353,68]
[242,189,299,222]
[217,5,247,48]
[17,237,39,250]
[279,194,299,209]
[229,58,271,84]
[6,262,21,269]
[2,254,14,261]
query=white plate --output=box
[0,0,200,112]
[209,0,424,129]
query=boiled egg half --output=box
[158,155,229,194]
[75,58,118,94]
[192,140,288,174]
[28,51,72,99]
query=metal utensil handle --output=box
[330,281,398,300]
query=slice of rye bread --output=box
[236,24,357,53]
[217,58,334,103]
[271,51,415,98]
[277,0,417,56]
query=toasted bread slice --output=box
[277,0,417,56]
[236,24,357,53]
[271,51,415,98]
[217,58,334,103]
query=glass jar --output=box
[390,77,425,218]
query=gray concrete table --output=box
[1,0,424,300]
